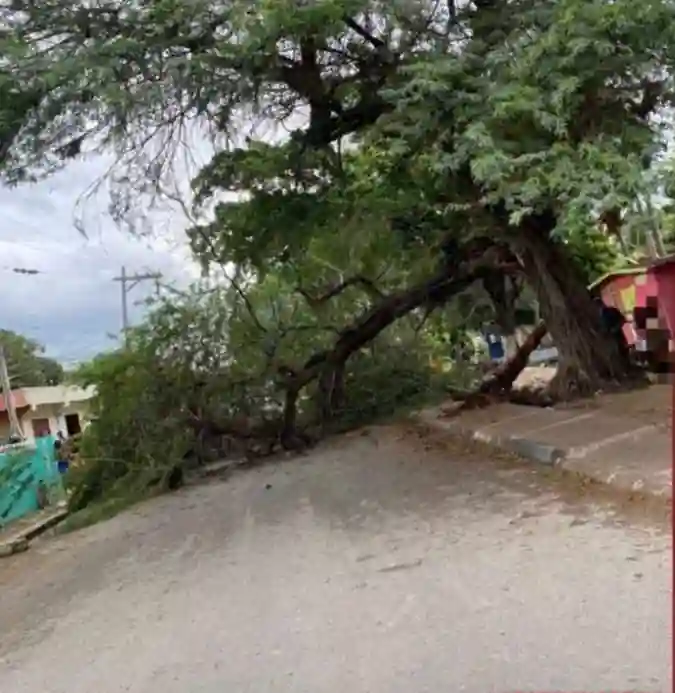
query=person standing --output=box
[54,431,69,474]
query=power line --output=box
[0,264,107,278]
[0,266,43,275]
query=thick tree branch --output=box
[444,321,549,413]
[342,16,386,48]
[282,239,511,393]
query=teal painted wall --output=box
[0,436,64,526]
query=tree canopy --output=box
[0,329,64,388]
[3,0,673,388]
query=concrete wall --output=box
[0,385,96,444]
[20,385,96,407]
[651,259,675,334]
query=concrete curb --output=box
[464,427,567,466]
[0,507,68,560]
[413,412,672,503]
[413,414,568,466]
[0,537,29,558]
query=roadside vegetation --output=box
[2,0,675,521]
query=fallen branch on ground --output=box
[444,321,549,415]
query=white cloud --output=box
[0,156,201,365]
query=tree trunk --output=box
[513,209,635,399]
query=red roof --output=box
[0,389,28,413]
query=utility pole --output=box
[119,265,129,332]
[112,266,162,341]
[0,345,23,440]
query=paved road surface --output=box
[0,424,671,692]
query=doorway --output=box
[31,418,51,438]
[65,413,81,436]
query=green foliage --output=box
[662,215,675,250]
[316,345,460,432]
[0,329,64,387]
[3,0,675,518]
[67,271,470,516]
[68,347,187,513]
[0,0,672,226]
[1,0,670,268]
[189,139,441,285]
[564,223,624,284]
[68,286,243,512]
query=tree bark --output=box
[479,321,548,395]
[280,384,301,448]
[512,208,636,399]
[446,321,548,413]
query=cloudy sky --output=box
[0,156,202,366]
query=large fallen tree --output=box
[273,238,515,444]
[5,0,673,523]
[180,237,518,451]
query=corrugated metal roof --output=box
[589,255,675,290]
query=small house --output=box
[589,256,675,373]
[0,385,96,443]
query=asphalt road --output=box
[0,424,671,693]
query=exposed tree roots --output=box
[444,325,647,419]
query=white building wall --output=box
[20,385,96,407]
[0,385,96,444]
[19,402,92,443]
